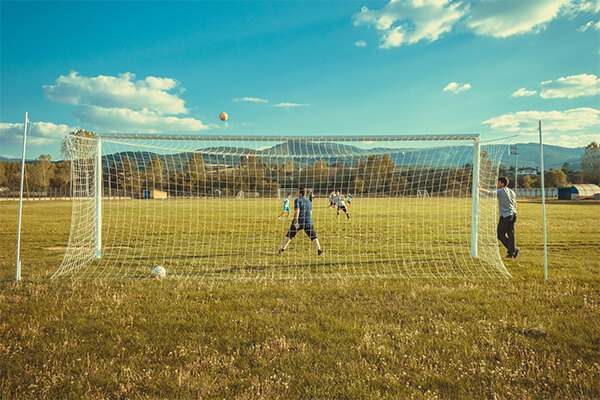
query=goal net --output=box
[54,133,511,279]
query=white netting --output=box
[54,133,511,279]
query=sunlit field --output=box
[1,198,599,399]
[56,197,504,279]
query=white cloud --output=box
[232,97,268,103]
[578,19,600,31]
[0,121,74,145]
[466,0,570,38]
[483,107,599,137]
[43,72,211,133]
[44,71,186,115]
[554,133,600,146]
[443,82,471,93]
[353,0,598,48]
[272,102,310,108]
[354,40,367,47]
[353,0,465,48]
[511,88,538,97]
[73,105,209,132]
[539,73,600,98]
[567,0,600,13]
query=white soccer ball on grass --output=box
[151,266,167,279]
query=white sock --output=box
[312,238,321,250]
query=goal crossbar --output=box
[92,133,481,142]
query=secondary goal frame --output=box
[89,133,483,263]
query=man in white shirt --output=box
[481,176,520,258]
[335,190,350,219]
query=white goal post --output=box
[54,133,510,279]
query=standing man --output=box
[335,190,350,219]
[308,191,314,203]
[481,176,520,258]
[279,187,323,255]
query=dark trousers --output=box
[497,214,517,255]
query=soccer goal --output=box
[416,189,430,198]
[54,133,510,279]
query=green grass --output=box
[1,199,599,399]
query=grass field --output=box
[54,197,506,279]
[1,198,599,398]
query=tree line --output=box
[500,142,600,188]
[1,142,598,195]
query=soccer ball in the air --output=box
[151,266,167,279]
[219,112,228,121]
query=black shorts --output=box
[337,205,347,213]
[286,222,317,240]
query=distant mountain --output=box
[0,156,39,163]
[367,142,586,171]
[95,141,586,172]
[260,141,366,156]
[497,143,585,170]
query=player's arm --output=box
[478,186,495,196]
[293,199,300,223]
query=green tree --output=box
[518,175,535,189]
[313,160,327,169]
[185,154,206,194]
[239,151,267,192]
[50,160,70,189]
[61,129,96,160]
[544,169,567,188]
[28,155,54,188]
[351,177,365,194]
[561,162,573,176]
[145,157,165,189]
[581,142,599,184]
[119,156,140,197]
[283,161,295,173]
[4,162,22,187]
[360,154,395,194]
[0,162,6,186]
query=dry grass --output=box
[0,199,599,399]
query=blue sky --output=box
[1,0,599,159]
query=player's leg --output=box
[497,217,511,256]
[343,206,350,219]
[280,223,298,253]
[304,225,323,255]
[280,237,291,252]
[507,215,518,257]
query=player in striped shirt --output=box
[335,190,350,219]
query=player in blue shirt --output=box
[279,187,323,255]
[347,193,352,208]
[328,191,336,208]
[277,193,291,220]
